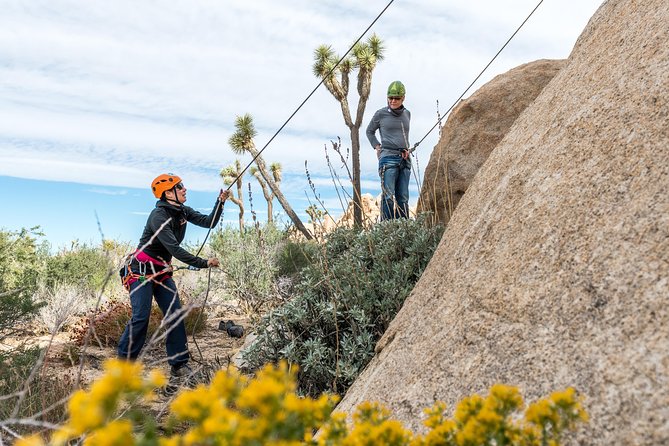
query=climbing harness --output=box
[119,253,202,291]
[120,255,169,291]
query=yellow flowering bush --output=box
[14,360,587,446]
[412,384,587,446]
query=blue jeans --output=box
[379,155,411,220]
[117,277,189,367]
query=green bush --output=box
[274,238,318,278]
[44,242,114,292]
[243,215,444,397]
[209,223,287,314]
[0,228,47,340]
[0,348,76,433]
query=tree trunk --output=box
[350,127,363,227]
[248,145,313,240]
[267,197,274,224]
[236,179,244,233]
[254,172,275,224]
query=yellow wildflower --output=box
[550,387,589,423]
[318,412,349,444]
[422,401,448,429]
[353,401,391,425]
[170,385,215,421]
[476,405,503,427]
[525,398,558,427]
[67,389,106,434]
[86,419,134,446]
[237,374,286,415]
[488,383,523,413]
[15,434,45,446]
[210,367,244,400]
[453,394,483,425]
[417,419,457,446]
[148,369,167,388]
[455,418,487,446]
[158,437,183,446]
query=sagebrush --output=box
[209,224,287,315]
[243,215,444,396]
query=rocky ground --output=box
[5,305,251,432]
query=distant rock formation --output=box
[418,59,564,225]
[305,193,419,238]
[303,193,381,239]
[337,0,669,444]
[336,193,381,228]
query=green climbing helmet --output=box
[387,80,406,97]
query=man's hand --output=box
[375,145,381,160]
[207,257,220,268]
[400,149,410,160]
[219,190,232,202]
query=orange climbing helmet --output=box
[151,173,182,199]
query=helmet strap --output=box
[165,185,184,208]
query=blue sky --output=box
[1,0,604,249]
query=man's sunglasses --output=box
[175,182,185,190]
[388,96,403,101]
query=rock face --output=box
[336,0,669,444]
[418,59,564,225]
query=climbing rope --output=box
[186,0,543,363]
[186,1,398,358]
[410,0,545,152]
[219,0,397,200]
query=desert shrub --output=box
[183,305,208,334]
[274,238,319,278]
[73,300,149,347]
[44,242,114,292]
[73,297,207,348]
[0,348,77,435]
[209,223,286,314]
[16,360,588,446]
[34,283,93,334]
[0,228,47,340]
[243,215,444,397]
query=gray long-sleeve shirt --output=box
[366,106,411,159]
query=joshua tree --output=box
[313,34,384,227]
[250,162,281,224]
[220,160,245,232]
[229,114,312,240]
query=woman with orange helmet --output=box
[118,173,231,382]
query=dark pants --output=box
[117,277,189,367]
[379,155,411,220]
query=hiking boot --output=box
[170,363,193,378]
[164,363,197,395]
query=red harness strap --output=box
[121,250,172,291]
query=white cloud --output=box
[0,0,604,192]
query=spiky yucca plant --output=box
[229,114,312,239]
[312,34,385,228]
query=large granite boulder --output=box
[418,59,564,225]
[337,0,669,444]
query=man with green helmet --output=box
[366,80,411,220]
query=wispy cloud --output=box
[87,188,129,196]
[0,0,603,193]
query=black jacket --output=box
[136,199,223,269]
